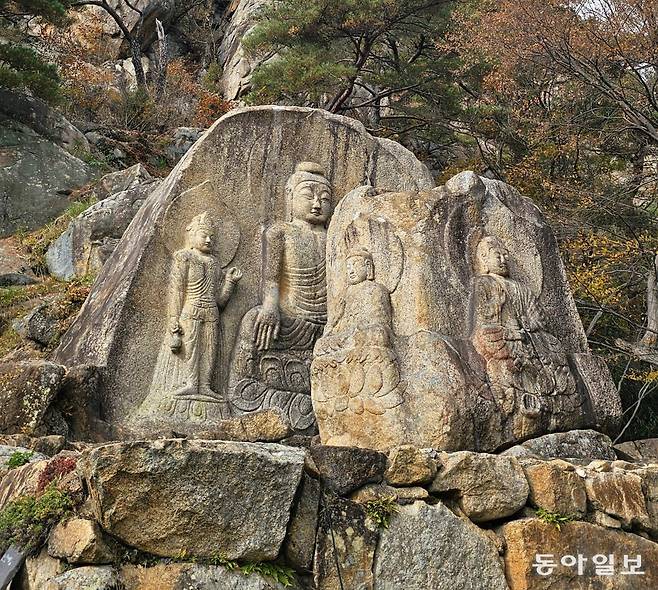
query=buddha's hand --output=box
[227,267,243,285]
[254,305,280,351]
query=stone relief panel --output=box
[312,240,406,448]
[53,107,434,436]
[312,172,619,452]
[468,234,582,441]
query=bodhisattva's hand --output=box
[169,318,182,353]
[227,267,243,284]
[254,305,280,351]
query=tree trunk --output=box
[130,37,147,91]
[640,252,658,347]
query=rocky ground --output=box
[0,424,658,589]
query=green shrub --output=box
[536,508,576,531]
[0,485,72,553]
[5,450,33,469]
[365,496,398,529]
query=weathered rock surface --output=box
[314,497,379,590]
[0,89,89,155]
[46,170,161,280]
[430,452,529,523]
[584,470,651,529]
[351,483,429,504]
[616,438,658,462]
[13,303,60,347]
[523,460,587,516]
[0,459,48,511]
[385,445,437,486]
[503,429,617,461]
[120,562,303,590]
[78,439,305,560]
[312,172,620,452]
[165,127,204,163]
[501,518,658,589]
[373,501,509,590]
[0,121,91,236]
[217,0,270,100]
[55,106,433,434]
[97,163,153,197]
[48,518,115,565]
[18,547,66,590]
[47,565,121,590]
[154,409,292,442]
[308,445,387,495]
[0,434,65,456]
[284,474,321,572]
[0,361,66,435]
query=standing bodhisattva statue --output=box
[134,211,242,425]
[229,162,333,430]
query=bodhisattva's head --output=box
[186,211,214,254]
[346,248,375,285]
[475,236,509,277]
[285,162,333,226]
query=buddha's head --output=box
[186,211,214,254]
[346,248,375,285]
[475,235,509,277]
[285,162,333,226]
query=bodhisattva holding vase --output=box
[133,211,242,426]
[228,162,333,431]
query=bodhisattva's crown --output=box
[186,211,213,233]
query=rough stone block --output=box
[585,470,651,529]
[430,451,529,523]
[502,429,617,461]
[48,518,115,565]
[385,446,437,487]
[308,445,387,495]
[524,460,587,516]
[501,518,658,589]
[373,501,508,589]
[78,439,305,560]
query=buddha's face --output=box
[292,180,332,225]
[480,242,509,277]
[346,255,372,285]
[191,228,213,253]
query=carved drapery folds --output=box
[131,211,242,428]
[468,235,579,439]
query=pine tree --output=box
[244,0,464,157]
[0,0,71,101]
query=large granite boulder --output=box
[311,172,622,451]
[0,361,66,435]
[78,439,306,560]
[0,121,92,236]
[373,501,508,589]
[46,172,161,280]
[501,518,658,589]
[217,0,271,100]
[54,106,433,437]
